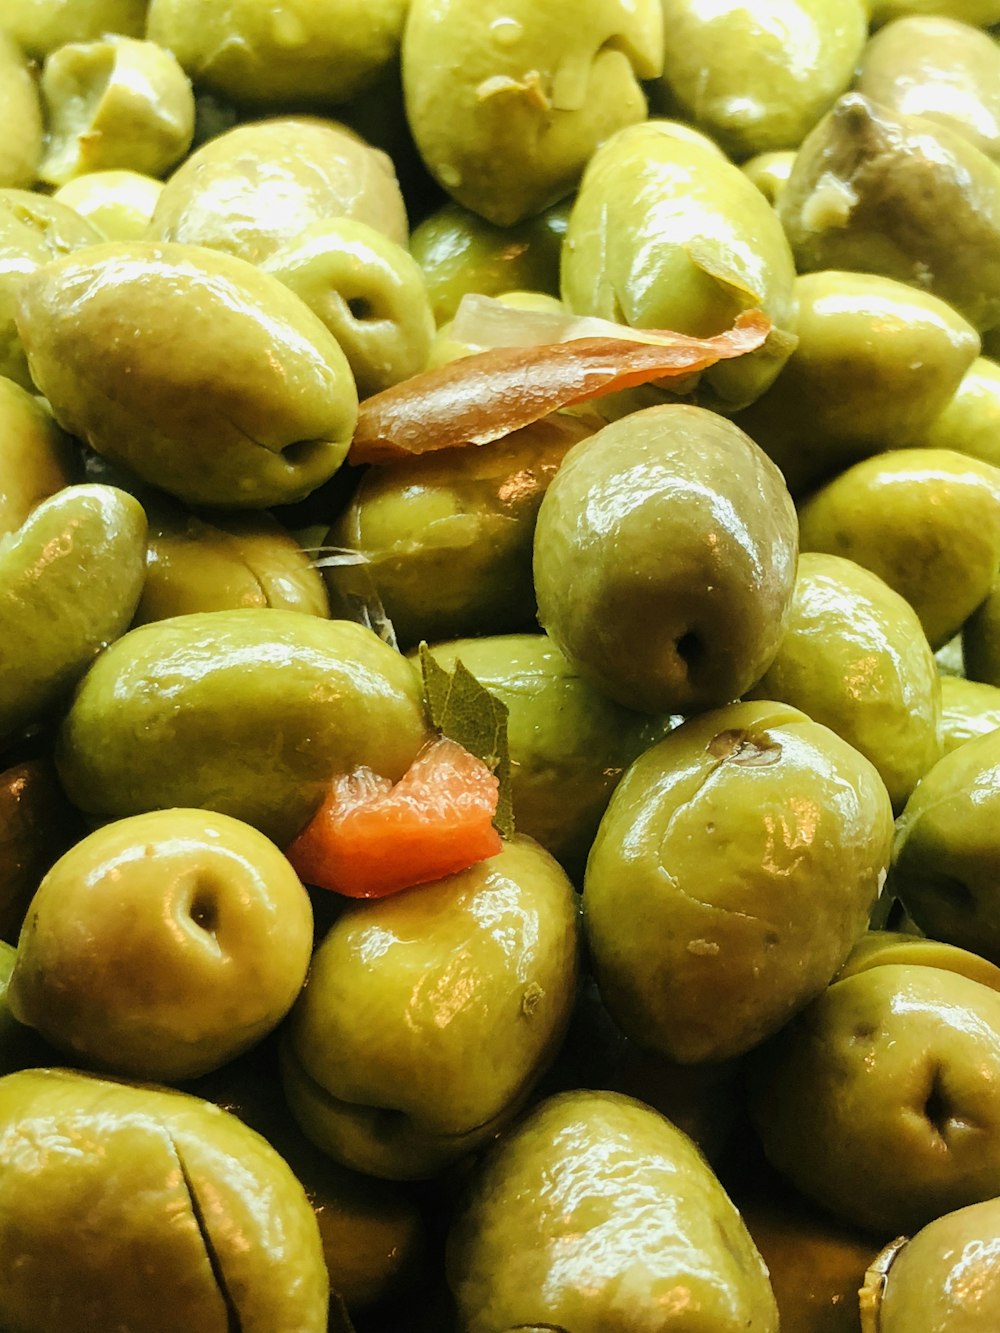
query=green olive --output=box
[0,759,82,946]
[656,0,868,159]
[0,0,146,58]
[147,0,408,107]
[0,1067,329,1331]
[0,377,78,538]
[15,241,358,509]
[0,484,147,741]
[741,151,796,206]
[562,119,799,408]
[53,169,164,241]
[148,117,408,263]
[38,35,195,186]
[0,30,42,189]
[940,674,1000,752]
[402,0,664,225]
[533,404,798,714]
[56,609,432,846]
[261,217,435,397]
[964,579,1000,683]
[584,700,894,1064]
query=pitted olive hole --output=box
[190,893,218,935]
[852,1022,876,1043]
[348,296,376,321]
[675,632,704,670]
[283,436,335,469]
[923,1065,955,1141]
[707,728,782,767]
[930,875,976,912]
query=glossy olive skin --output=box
[940,675,1000,753]
[584,701,894,1064]
[533,405,798,715]
[403,0,664,226]
[135,503,330,625]
[738,270,980,496]
[16,241,358,509]
[331,413,593,648]
[0,0,146,57]
[778,93,1000,333]
[0,484,147,741]
[741,150,795,206]
[752,553,942,810]
[0,31,42,189]
[9,809,314,1081]
[282,837,579,1180]
[879,1198,1000,1332]
[857,16,1000,163]
[56,610,432,847]
[410,198,569,325]
[446,1089,778,1332]
[0,1067,329,1332]
[261,217,435,397]
[748,964,1000,1235]
[0,377,78,537]
[0,759,83,946]
[562,119,799,408]
[147,0,408,107]
[38,35,195,186]
[422,635,674,881]
[148,117,408,263]
[964,580,1000,684]
[798,448,1000,650]
[869,0,1000,31]
[838,929,1000,994]
[54,169,163,241]
[922,355,1000,468]
[656,0,868,159]
[0,189,105,391]
[891,730,1000,962]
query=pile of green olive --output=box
[4,1,1000,1330]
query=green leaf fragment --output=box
[419,643,515,838]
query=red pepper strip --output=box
[349,309,772,465]
[285,736,502,899]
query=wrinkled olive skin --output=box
[331,413,593,649]
[56,610,432,847]
[0,189,105,391]
[562,120,799,408]
[410,198,569,326]
[38,35,195,187]
[16,242,359,510]
[778,93,1000,333]
[858,16,1000,163]
[921,355,1000,467]
[797,448,1000,650]
[738,270,980,496]
[0,31,42,189]
[751,553,942,811]
[533,405,798,715]
[198,1048,426,1312]
[584,700,894,1064]
[879,1198,1000,1332]
[147,0,408,107]
[0,484,147,741]
[54,169,163,241]
[0,0,146,58]
[940,674,1000,752]
[282,837,579,1181]
[748,964,1000,1235]
[891,730,1000,962]
[446,1089,778,1333]
[135,502,330,625]
[656,0,868,159]
[9,809,314,1082]
[422,635,674,881]
[0,1067,329,1332]
[837,928,1000,993]
[402,0,664,226]
[0,377,78,537]
[964,579,1000,684]
[261,217,435,397]
[148,117,408,263]
[0,759,83,946]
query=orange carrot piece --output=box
[285,736,502,898]
[349,309,772,465]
